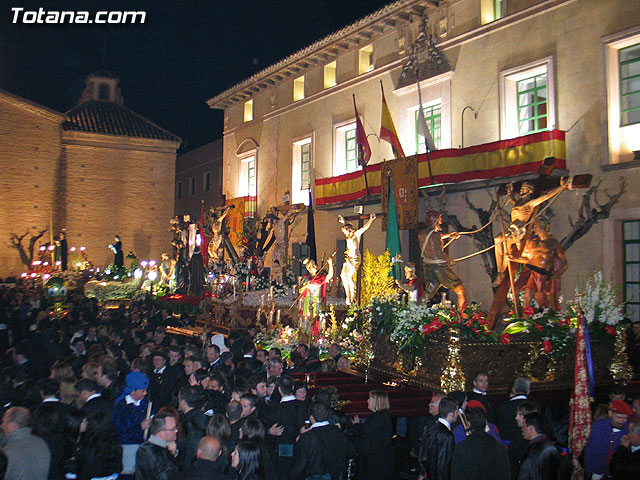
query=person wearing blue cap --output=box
[112,371,153,475]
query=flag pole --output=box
[416,77,434,185]
[353,94,370,197]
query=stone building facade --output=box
[0,73,181,277]
[207,0,640,319]
[175,139,224,219]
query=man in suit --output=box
[173,436,231,480]
[290,401,354,480]
[451,407,510,480]
[268,375,308,478]
[149,350,181,408]
[177,386,209,470]
[517,412,567,480]
[610,419,640,479]
[497,377,531,443]
[419,396,458,480]
[467,371,496,424]
[75,378,112,418]
[206,344,223,371]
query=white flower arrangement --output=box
[576,270,624,325]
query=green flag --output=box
[386,177,401,278]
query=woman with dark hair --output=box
[240,419,276,480]
[231,441,263,480]
[75,412,122,480]
[206,414,233,475]
[352,390,393,480]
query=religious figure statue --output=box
[109,235,123,268]
[55,230,68,271]
[493,179,570,286]
[270,206,303,268]
[299,257,333,319]
[419,210,467,315]
[509,216,568,310]
[207,204,234,263]
[396,262,424,303]
[159,252,172,284]
[338,213,376,305]
[271,259,283,285]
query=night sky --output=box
[1,0,390,152]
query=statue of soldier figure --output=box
[418,209,467,316]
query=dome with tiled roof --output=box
[62,72,181,143]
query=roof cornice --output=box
[0,89,65,123]
[207,0,436,109]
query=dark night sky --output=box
[0,0,390,152]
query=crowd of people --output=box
[1,281,640,480]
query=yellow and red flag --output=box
[380,83,405,158]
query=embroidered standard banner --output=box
[225,197,246,251]
[381,156,419,230]
[315,130,566,206]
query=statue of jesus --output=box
[338,213,376,305]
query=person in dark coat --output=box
[419,396,458,480]
[177,386,209,470]
[149,350,181,408]
[75,411,123,480]
[451,407,510,480]
[266,375,308,479]
[497,377,531,444]
[75,379,112,419]
[466,371,496,424]
[609,419,640,480]
[240,418,277,480]
[135,411,179,480]
[290,401,354,480]
[353,390,394,480]
[517,412,568,480]
[509,402,540,480]
[172,436,232,480]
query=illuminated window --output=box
[176,181,182,200]
[203,171,211,192]
[324,61,337,89]
[292,137,313,204]
[620,43,640,126]
[244,99,253,122]
[345,128,358,171]
[189,177,196,196]
[481,0,504,24]
[517,73,548,135]
[415,104,442,153]
[359,45,374,74]
[500,57,555,140]
[333,121,359,175]
[293,75,305,102]
[239,155,257,197]
[623,220,640,321]
[603,29,640,163]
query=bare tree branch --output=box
[9,228,47,269]
[561,177,626,250]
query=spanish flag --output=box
[380,82,405,158]
[353,95,371,167]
